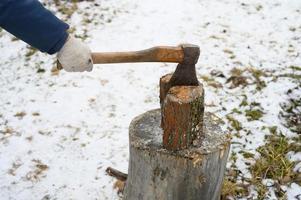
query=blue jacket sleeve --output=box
[0,0,69,54]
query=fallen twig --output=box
[106,167,127,181]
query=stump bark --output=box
[123,109,230,200]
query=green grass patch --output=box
[240,151,255,159]
[25,47,37,58]
[239,96,248,107]
[200,75,222,88]
[221,179,249,199]
[245,109,264,121]
[226,115,242,131]
[250,132,301,199]
[280,85,301,134]
[248,67,267,90]
[290,66,301,71]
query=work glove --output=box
[57,35,93,72]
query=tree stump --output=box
[123,109,231,200]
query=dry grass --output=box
[25,160,49,182]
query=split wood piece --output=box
[124,109,231,200]
[159,73,173,107]
[105,167,128,182]
[162,85,204,150]
[159,73,172,129]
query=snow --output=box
[0,0,300,199]
[287,184,301,200]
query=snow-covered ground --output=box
[0,0,300,199]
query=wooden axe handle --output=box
[57,46,184,70]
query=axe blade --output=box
[169,44,200,87]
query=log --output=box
[123,109,231,200]
[159,73,173,108]
[159,73,172,129]
[106,167,127,182]
[162,85,204,150]
[159,74,204,150]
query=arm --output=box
[0,0,93,72]
[0,0,69,54]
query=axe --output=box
[57,44,200,87]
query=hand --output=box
[57,35,93,72]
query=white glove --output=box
[57,35,93,72]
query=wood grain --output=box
[91,46,184,64]
[162,85,204,150]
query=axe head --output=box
[169,44,200,87]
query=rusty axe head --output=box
[169,44,200,87]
